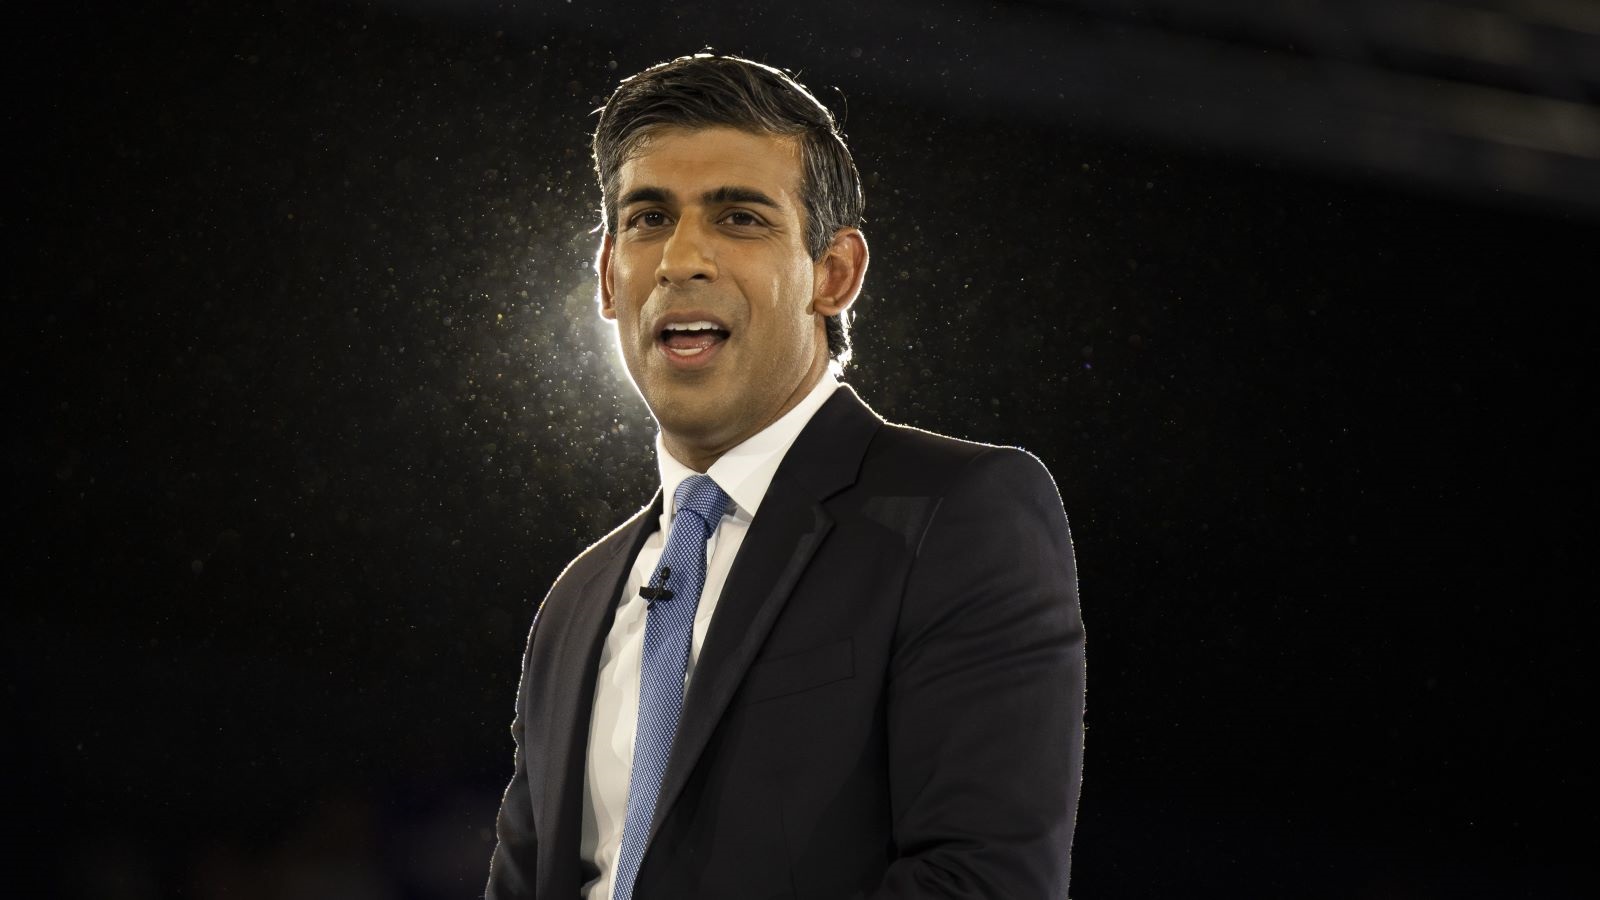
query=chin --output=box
[649,390,731,438]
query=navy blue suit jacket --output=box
[487,386,1084,899]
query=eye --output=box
[720,210,764,227]
[627,210,672,230]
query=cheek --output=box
[613,246,658,293]
[784,266,817,330]
[612,258,639,295]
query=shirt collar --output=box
[655,374,841,528]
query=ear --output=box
[597,231,618,320]
[811,227,869,318]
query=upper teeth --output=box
[664,321,719,332]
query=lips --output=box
[657,317,731,359]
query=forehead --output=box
[618,126,803,204]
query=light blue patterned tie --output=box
[612,474,731,900]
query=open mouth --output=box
[659,320,731,357]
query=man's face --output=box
[600,126,842,467]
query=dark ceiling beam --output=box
[376,0,1600,217]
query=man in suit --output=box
[487,53,1084,899]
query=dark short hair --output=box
[592,53,865,364]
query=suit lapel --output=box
[535,492,662,893]
[647,386,883,846]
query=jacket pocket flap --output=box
[737,638,854,706]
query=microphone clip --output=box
[638,566,674,607]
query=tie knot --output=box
[673,474,731,529]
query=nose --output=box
[656,216,718,286]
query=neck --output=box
[661,359,828,473]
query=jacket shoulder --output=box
[534,499,654,615]
[862,421,1060,498]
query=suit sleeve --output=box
[872,448,1085,899]
[485,611,542,899]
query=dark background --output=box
[10,1,1595,897]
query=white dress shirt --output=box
[578,374,842,899]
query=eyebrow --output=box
[619,185,785,210]
[703,186,782,209]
